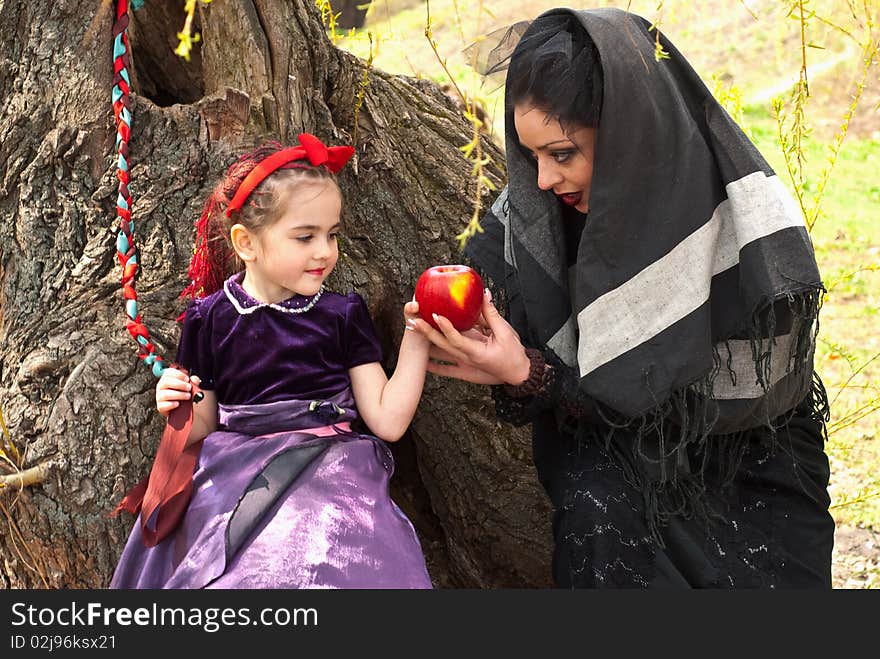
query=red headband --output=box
[225,133,355,217]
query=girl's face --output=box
[242,179,342,303]
[513,103,597,213]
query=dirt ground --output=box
[833,523,879,588]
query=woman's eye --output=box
[296,235,313,243]
[552,150,573,163]
[329,232,340,241]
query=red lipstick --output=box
[558,192,582,207]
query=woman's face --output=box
[513,103,597,213]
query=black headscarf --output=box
[466,8,825,459]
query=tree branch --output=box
[0,463,52,491]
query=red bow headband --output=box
[226,133,355,217]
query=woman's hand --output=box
[409,290,532,386]
[156,368,201,417]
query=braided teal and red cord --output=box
[112,0,166,378]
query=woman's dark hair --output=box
[506,14,603,129]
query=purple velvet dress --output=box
[110,274,432,589]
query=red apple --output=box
[414,265,485,331]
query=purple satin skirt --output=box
[110,391,432,589]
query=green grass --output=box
[330,0,880,534]
[739,95,880,534]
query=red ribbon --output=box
[225,133,354,217]
[111,382,205,548]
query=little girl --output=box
[111,134,433,589]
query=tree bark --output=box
[0,0,553,589]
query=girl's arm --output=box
[156,368,219,446]
[188,389,218,445]
[348,301,430,442]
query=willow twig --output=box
[0,500,50,587]
[0,462,52,490]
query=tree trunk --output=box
[0,0,553,589]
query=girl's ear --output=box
[230,224,257,262]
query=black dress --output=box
[520,398,833,588]
[490,207,834,588]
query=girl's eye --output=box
[329,232,340,240]
[296,235,313,243]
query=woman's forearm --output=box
[495,348,601,425]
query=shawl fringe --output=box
[578,289,827,545]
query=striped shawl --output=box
[465,8,826,482]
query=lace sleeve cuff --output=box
[491,348,601,425]
[502,348,550,398]
[490,349,555,426]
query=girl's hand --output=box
[156,368,201,417]
[403,299,421,326]
[403,299,430,347]
[409,290,531,386]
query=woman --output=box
[413,8,834,588]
